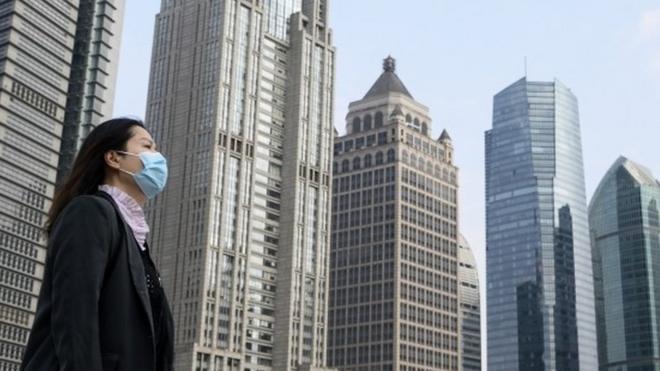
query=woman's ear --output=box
[104,150,121,170]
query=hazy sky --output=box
[114,1,660,366]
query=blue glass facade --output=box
[590,157,660,370]
[486,78,598,370]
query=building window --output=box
[363,114,372,130]
[375,152,384,165]
[387,149,395,163]
[352,117,361,132]
[375,111,384,127]
[353,157,361,170]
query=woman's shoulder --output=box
[48,194,123,250]
[65,194,116,214]
[57,194,119,227]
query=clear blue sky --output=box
[114,1,660,366]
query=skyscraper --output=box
[328,57,461,370]
[0,1,124,368]
[590,156,660,370]
[143,1,335,370]
[485,77,598,370]
[458,234,480,371]
[57,0,125,182]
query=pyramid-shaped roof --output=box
[363,56,413,99]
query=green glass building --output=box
[590,156,660,370]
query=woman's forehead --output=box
[130,126,153,142]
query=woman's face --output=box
[118,126,157,175]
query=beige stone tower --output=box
[144,0,335,370]
[328,57,461,370]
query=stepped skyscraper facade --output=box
[485,78,598,370]
[143,0,335,370]
[328,57,461,370]
[0,1,124,368]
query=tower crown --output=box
[363,55,413,99]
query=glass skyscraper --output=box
[458,234,481,371]
[144,0,334,370]
[590,157,660,370]
[485,77,598,370]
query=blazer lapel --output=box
[96,191,156,345]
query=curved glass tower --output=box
[458,234,481,371]
[485,78,598,371]
[590,157,660,370]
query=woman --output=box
[21,118,174,371]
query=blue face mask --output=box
[117,151,168,199]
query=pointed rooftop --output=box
[589,156,660,211]
[439,129,452,142]
[390,104,404,118]
[605,156,659,187]
[363,56,413,100]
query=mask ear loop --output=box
[116,150,139,157]
[114,150,137,176]
[118,168,136,177]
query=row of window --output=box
[329,280,395,308]
[401,263,457,295]
[328,341,394,367]
[10,80,57,118]
[402,220,458,247]
[401,323,457,351]
[0,323,29,344]
[401,282,458,313]
[0,305,30,327]
[400,344,458,370]
[0,268,35,293]
[402,243,457,274]
[0,340,23,362]
[0,249,37,277]
[0,232,39,259]
[402,168,457,202]
[350,112,428,135]
[331,261,396,288]
[329,301,395,329]
[334,167,396,194]
[330,242,395,267]
[334,148,394,172]
[332,202,396,231]
[401,206,456,238]
[350,112,385,133]
[332,222,396,248]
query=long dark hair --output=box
[47,117,145,234]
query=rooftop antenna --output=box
[524,56,528,78]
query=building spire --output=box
[383,55,396,72]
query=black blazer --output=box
[21,192,174,371]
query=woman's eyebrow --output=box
[140,138,155,146]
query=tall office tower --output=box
[328,57,461,370]
[57,0,126,183]
[485,77,598,371]
[458,234,480,371]
[143,0,335,370]
[590,156,660,370]
[0,1,124,369]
